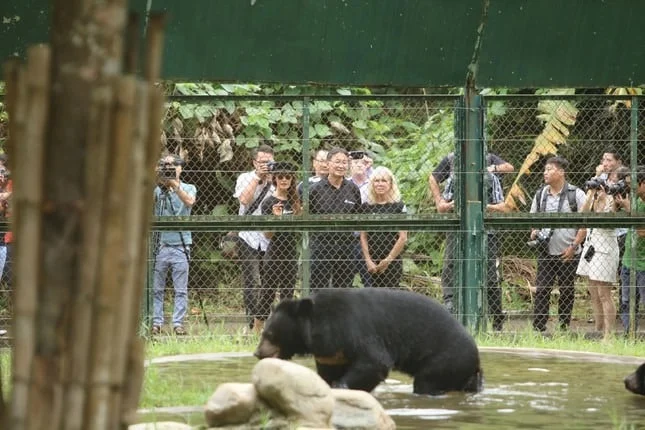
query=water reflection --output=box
[141,350,645,429]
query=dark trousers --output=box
[354,240,372,288]
[533,254,578,332]
[310,241,355,292]
[259,254,297,320]
[239,239,264,327]
[486,234,504,329]
[619,266,645,332]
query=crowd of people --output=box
[149,144,645,339]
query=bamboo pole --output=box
[84,76,136,430]
[120,85,166,427]
[11,45,50,430]
[108,81,149,429]
[118,14,167,426]
[61,84,114,430]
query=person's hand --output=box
[166,179,180,191]
[366,258,378,274]
[530,229,537,240]
[561,245,576,261]
[272,202,284,216]
[375,257,392,273]
[256,161,271,180]
[437,199,455,213]
[615,194,630,211]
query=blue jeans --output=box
[619,266,645,331]
[153,245,190,327]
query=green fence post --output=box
[300,96,311,296]
[628,96,639,338]
[460,89,484,331]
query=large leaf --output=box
[504,89,578,211]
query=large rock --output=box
[128,422,192,430]
[331,389,396,430]
[252,358,334,429]
[205,382,260,427]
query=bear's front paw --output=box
[331,381,349,389]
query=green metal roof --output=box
[2,0,644,87]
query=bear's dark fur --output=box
[254,288,483,395]
[625,362,645,396]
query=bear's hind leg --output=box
[339,360,389,392]
[413,373,448,396]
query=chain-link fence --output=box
[1,93,645,339]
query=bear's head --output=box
[624,362,645,396]
[253,297,313,360]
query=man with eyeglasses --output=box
[309,147,362,291]
[235,143,275,333]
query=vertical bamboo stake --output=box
[120,85,165,426]
[62,84,114,430]
[119,14,167,426]
[84,76,136,430]
[108,81,149,429]
[11,45,50,430]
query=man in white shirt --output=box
[234,144,274,333]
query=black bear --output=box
[254,288,482,395]
[624,362,645,396]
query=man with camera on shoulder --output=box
[152,154,197,336]
[529,156,586,333]
[234,144,275,334]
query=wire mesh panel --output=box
[1,92,644,340]
[484,95,644,338]
[148,95,460,337]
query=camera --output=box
[584,176,607,191]
[266,161,277,172]
[527,229,551,249]
[349,151,366,160]
[606,179,629,198]
[157,160,176,181]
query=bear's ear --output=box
[295,297,314,317]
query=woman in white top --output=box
[576,184,619,340]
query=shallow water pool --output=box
[140,349,645,429]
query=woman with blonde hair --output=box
[359,166,407,289]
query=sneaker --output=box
[151,325,161,336]
[173,325,187,336]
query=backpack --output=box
[534,183,578,213]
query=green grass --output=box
[476,325,645,358]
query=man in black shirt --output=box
[310,147,362,291]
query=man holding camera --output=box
[428,151,513,330]
[152,154,197,336]
[234,144,275,333]
[529,156,586,333]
